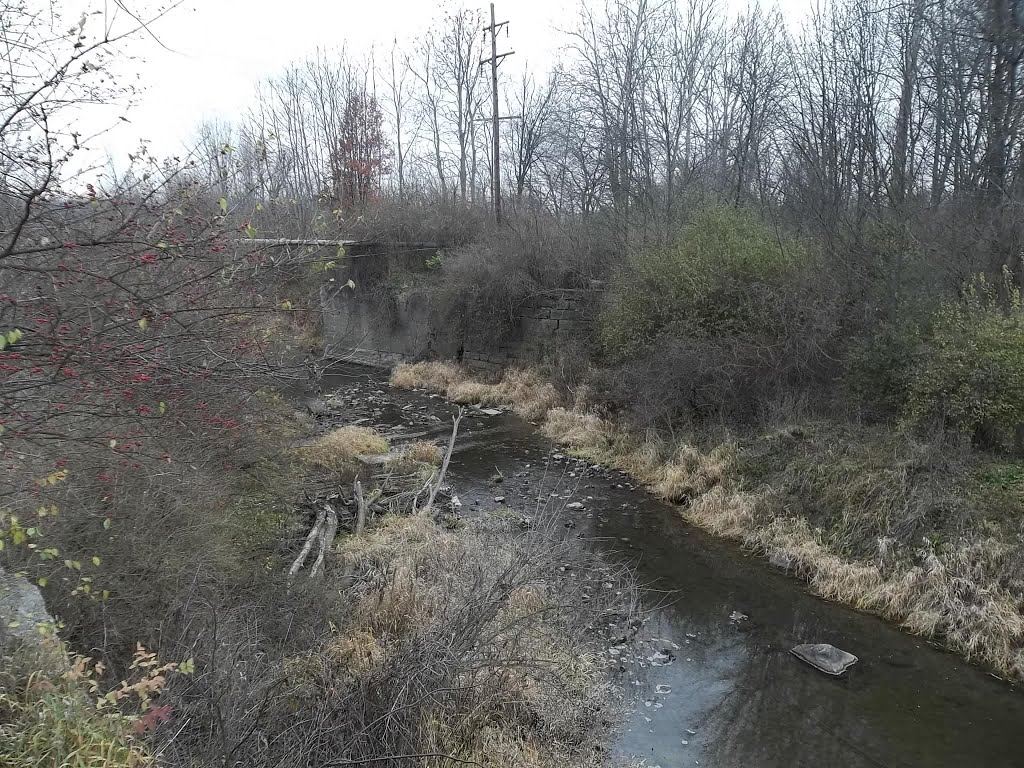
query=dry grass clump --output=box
[323,629,387,675]
[389,361,466,392]
[392,363,563,421]
[653,443,735,501]
[402,441,444,465]
[263,513,630,768]
[542,406,732,503]
[542,408,613,454]
[298,426,389,472]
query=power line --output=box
[481,3,514,225]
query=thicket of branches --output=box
[200,0,1022,266]
[194,0,1024,443]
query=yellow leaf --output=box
[37,577,47,587]
[138,318,149,331]
[91,556,101,567]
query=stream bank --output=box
[324,363,1024,768]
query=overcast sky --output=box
[64,0,807,165]
[91,0,577,159]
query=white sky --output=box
[96,0,578,159]
[57,0,807,165]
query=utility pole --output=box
[481,3,513,225]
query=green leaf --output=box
[336,244,346,260]
[245,224,257,239]
[138,318,149,331]
[103,517,112,530]
[256,202,264,211]
[37,577,47,587]
[219,197,228,214]
[91,556,101,567]
[158,401,167,415]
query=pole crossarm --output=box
[483,3,513,225]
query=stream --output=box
[322,365,1024,768]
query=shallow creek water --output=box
[322,365,1024,768]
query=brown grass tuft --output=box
[389,361,465,393]
[298,426,389,472]
[401,441,444,465]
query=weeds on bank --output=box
[391,362,560,420]
[260,512,631,768]
[391,361,1024,683]
[0,645,190,768]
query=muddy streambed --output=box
[321,365,1024,768]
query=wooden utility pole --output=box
[482,3,513,224]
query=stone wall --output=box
[321,252,598,369]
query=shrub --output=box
[600,206,809,357]
[846,316,925,420]
[906,273,1024,450]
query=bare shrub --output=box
[217,513,633,768]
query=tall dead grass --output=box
[259,513,629,768]
[391,361,1024,682]
[391,362,561,420]
[686,483,1024,680]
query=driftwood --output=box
[420,408,463,515]
[289,500,340,584]
[309,503,339,580]
[293,412,464,584]
[288,506,327,582]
